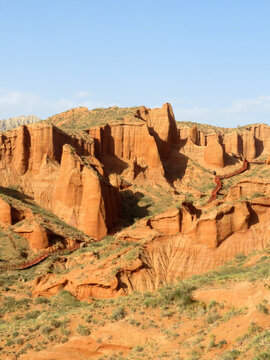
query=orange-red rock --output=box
[53,145,119,239]
[188,125,198,144]
[135,103,179,159]
[0,124,119,239]
[0,198,12,227]
[147,208,181,235]
[242,131,256,160]
[14,219,49,250]
[204,135,224,168]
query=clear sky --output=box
[0,0,270,127]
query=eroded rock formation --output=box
[0,103,270,298]
[204,135,224,168]
[0,124,118,239]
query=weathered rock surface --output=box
[242,131,256,160]
[0,123,118,239]
[33,197,270,299]
[53,145,119,238]
[204,135,224,168]
[226,179,270,201]
[0,198,12,227]
[14,219,49,250]
[188,125,198,144]
[135,103,179,159]
[147,208,181,235]
[88,122,165,182]
[178,123,270,164]
[1,104,270,297]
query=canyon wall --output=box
[0,124,118,238]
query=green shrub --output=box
[256,301,269,314]
[234,253,247,264]
[208,334,216,348]
[159,282,196,307]
[134,345,144,352]
[110,306,126,321]
[76,324,91,336]
[217,339,227,348]
[16,338,24,345]
[253,353,270,360]
[25,310,41,320]
[34,297,49,304]
[221,350,241,359]
[50,319,62,328]
[41,326,53,335]
[206,312,221,324]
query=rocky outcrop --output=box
[14,219,49,250]
[147,208,181,235]
[53,145,119,238]
[87,103,180,184]
[226,179,270,201]
[135,103,179,159]
[242,131,256,160]
[0,198,12,227]
[204,135,224,168]
[188,125,198,144]
[177,123,270,164]
[0,123,119,239]
[33,198,270,299]
[125,199,270,292]
[223,131,240,155]
[88,122,165,182]
[33,250,143,299]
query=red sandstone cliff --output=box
[0,103,269,276]
[0,123,118,239]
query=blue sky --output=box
[0,0,270,126]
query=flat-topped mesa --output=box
[134,103,179,159]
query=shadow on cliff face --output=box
[120,190,150,227]
[247,202,259,227]
[254,138,264,158]
[100,154,128,176]
[163,150,189,185]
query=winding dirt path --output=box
[207,159,248,204]
[205,157,269,204]
[0,243,80,271]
